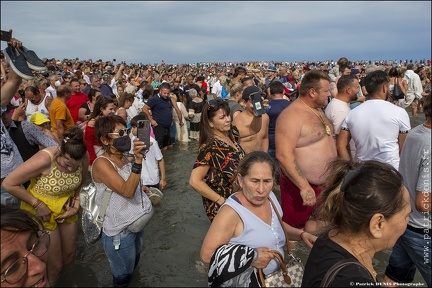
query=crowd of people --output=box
[1,33,431,287]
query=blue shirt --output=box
[267,99,291,150]
[147,94,173,128]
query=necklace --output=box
[350,245,378,280]
[332,233,377,280]
[298,98,331,136]
[214,135,237,150]
[423,123,431,129]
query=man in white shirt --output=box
[404,63,423,117]
[337,70,411,169]
[211,74,222,98]
[325,75,359,139]
[45,74,59,98]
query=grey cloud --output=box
[1,1,430,64]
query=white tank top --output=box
[25,94,50,119]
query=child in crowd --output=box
[129,113,166,205]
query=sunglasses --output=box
[109,127,131,137]
[208,98,225,109]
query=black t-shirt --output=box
[301,234,378,287]
[183,84,200,109]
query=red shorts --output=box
[279,170,324,228]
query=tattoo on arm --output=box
[294,160,306,179]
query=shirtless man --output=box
[233,85,269,153]
[275,70,337,229]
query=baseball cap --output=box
[242,85,261,100]
[29,112,50,125]
[266,66,277,72]
[350,68,360,75]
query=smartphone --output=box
[18,89,25,102]
[249,91,266,116]
[137,120,151,149]
[1,30,11,42]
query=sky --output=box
[1,1,431,65]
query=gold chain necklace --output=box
[333,233,377,280]
[350,244,378,280]
[298,98,331,136]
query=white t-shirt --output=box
[45,85,57,98]
[341,99,411,169]
[211,80,222,98]
[129,135,163,186]
[110,78,119,98]
[127,97,144,121]
[324,98,350,138]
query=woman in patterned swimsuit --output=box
[189,98,245,222]
[2,127,88,286]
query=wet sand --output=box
[55,111,428,287]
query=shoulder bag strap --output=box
[96,187,113,223]
[268,197,291,253]
[95,155,119,170]
[92,156,118,223]
[320,259,367,287]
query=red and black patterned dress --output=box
[193,128,245,221]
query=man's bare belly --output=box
[295,136,337,185]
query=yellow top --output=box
[21,149,82,230]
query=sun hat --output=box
[29,112,50,125]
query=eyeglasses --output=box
[109,127,131,137]
[1,230,50,284]
[208,98,225,109]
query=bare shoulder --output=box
[277,101,304,126]
[92,156,119,182]
[25,148,55,170]
[216,203,241,225]
[232,110,246,125]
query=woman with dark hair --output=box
[301,159,411,286]
[388,66,408,107]
[77,88,101,123]
[116,92,135,124]
[201,151,316,286]
[84,96,116,165]
[1,205,50,287]
[2,127,89,286]
[92,114,151,287]
[189,99,245,221]
[106,93,119,112]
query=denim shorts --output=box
[102,229,145,287]
[1,186,20,208]
[385,228,431,287]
